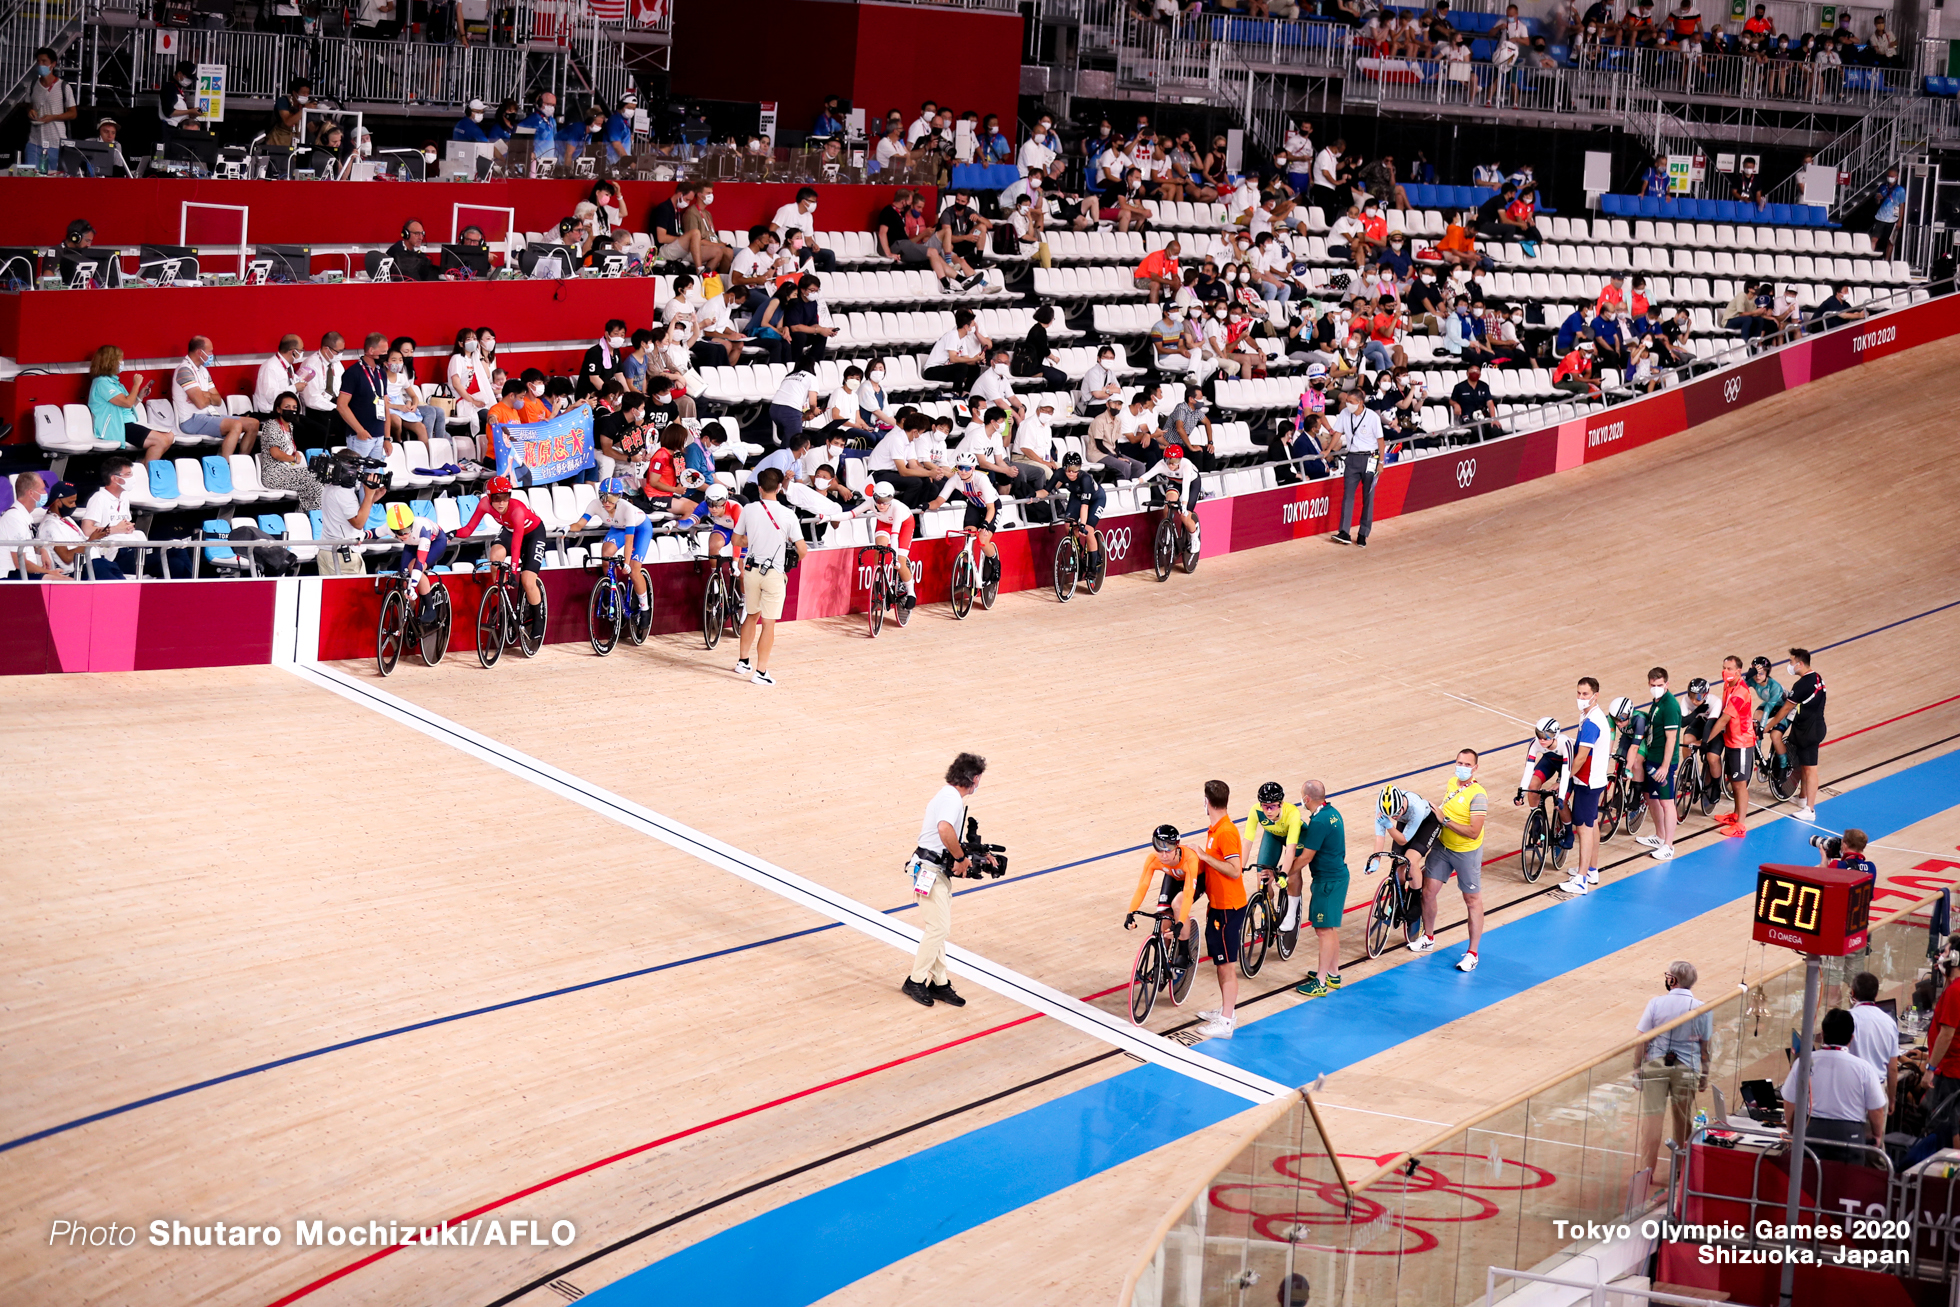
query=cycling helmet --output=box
[872,481,896,501]
[1257,780,1285,806]
[1378,785,1404,818]
[680,468,708,490]
[1748,655,1773,679]
[954,452,979,471]
[1608,695,1633,721]
[384,502,415,532]
[598,476,628,497]
[1061,451,1083,470]
[1151,823,1182,853]
[1686,677,1710,697]
[1164,444,1184,459]
[485,474,515,496]
[704,483,729,504]
[1534,715,1560,737]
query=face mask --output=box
[842,379,856,390]
[277,410,298,422]
[388,363,403,374]
[55,500,75,517]
[469,111,483,122]
[869,369,884,381]
[993,363,1010,377]
[463,340,479,355]
[481,338,495,350]
[36,62,51,76]
[528,382,545,397]
[1650,684,1666,700]
[1453,764,1473,781]
[1214,309,1227,320]
[608,335,626,348]
[814,477,832,490]
[1576,696,1591,713]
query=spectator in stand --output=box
[1552,339,1599,396]
[445,328,497,435]
[81,456,149,576]
[86,346,168,464]
[1309,138,1347,219]
[811,95,846,139]
[1742,2,1771,35]
[453,98,491,142]
[958,406,1028,497]
[38,479,126,579]
[924,309,990,390]
[579,319,631,398]
[867,412,944,508]
[1012,400,1064,494]
[253,334,311,419]
[388,336,450,438]
[1812,281,1866,332]
[1637,153,1670,198]
[771,187,836,273]
[1867,15,1897,66]
[1083,397,1142,481]
[1449,365,1497,442]
[1134,240,1182,304]
[381,347,435,445]
[1872,166,1907,259]
[297,331,345,444]
[970,346,1026,425]
[334,333,391,460]
[256,393,323,511]
[25,47,77,172]
[172,336,259,456]
[649,183,721,273]
[1,473,61,580]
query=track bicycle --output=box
[1238,862,1296,977]
[699,550,746,650]
[474,556,547,669]
[946,526,999,620]
[1051,513,1106,603]
[584,548,651,657]
[373,564,451,676]
[856,542,913,638]
[1125,907,1201,1025]
[1606,753,1647,840]
[1675,735,1721,820]
[1150,493,1200,582]
[1516,785,1573,884]
[1754,718,1796,801]
[1363,852,1424,959]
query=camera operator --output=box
[1815,827,1876,880]
[902,752,989,1009]
[315,450,386,576]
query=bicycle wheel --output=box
[626,580,650,646]
[420,585,451,667]
[1085,536,1107,594]
[1239,894,1269,978]
[979,554,999,610]
[1052,534,1077,603]
[890,565,912,627]
[1273,883,1297,959]
[1624,776,1645,835]
[1519,807,1546,883]
[475,583,507,669]
[1550,811,1571,871]
[1181,523,1200,574]
[1365,876,1397,958]
[1675,749,1697,823]
[1765,748,1794,800]
[1698,759,1721,816]
[867,567,886,638]
[376,589,405,678]
[518,583,547,658]
[1128,934,1164,1025]
[950,550,975,620]
[1169,926,1199,1005]
[588,577,621,657]
[701,570,725,650]
[1153,519,1174,582]
[1598,775,1623,842]
[1401,883,1423,947]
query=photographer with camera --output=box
[903,752,995,1009]
[1814,827,1876,881]
[315,449,388,576]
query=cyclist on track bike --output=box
[1607,695,1646,781]
[1374,785,1442,944]
[1057,452,1107,576]
[926,452,1002,585]
[1125,822,1203,966]
[1746,655,1789,777]
[385,502,447,628]
[1242,780,1308,953]
[1139,443,1201,546]
[851,481,918,611]
[673,482,745,561]
[1677,677,1718,793]
[461,474,547,637]
[569,477,653,615]
[1515,715,1574,843]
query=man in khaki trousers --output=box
[903,753,987,1009]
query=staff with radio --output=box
[730,467,806,688]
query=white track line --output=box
[279,658,1288,1105]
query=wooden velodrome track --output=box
[6,336,1960,1307]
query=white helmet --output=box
[1608,695,1634,721]
[704,483,729,504]
[954,452,979,471]
[1534,716,1560,737]
[872,481,896,500]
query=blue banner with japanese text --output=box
[490,406,595,486]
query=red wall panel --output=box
[849,7,1024,135]
[670,0,863,131]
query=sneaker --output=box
[1297,977,1334,999]
[940,276,955,293]
[1329,531,1353,545]
[962,273,988,292]
[734,658,752,676]
[1722,821,1747,838]
[752,669,776,686]
[1585,869,1600,886]
[1793,805,1816,822]
[1197,1016,1235,1039]
[1355,534,1368,547]
[901,977,935,1007]
[926,981,966,1007]
[1408,933,1437,953]
[1650,846,1675,861]
[1198,1008,1224,1022]
[1294,972,1320,996]
[1560,875,1588,895]
[1635,835,1663,848]
[1324,974,1342,990]
[1456,951,1479,972]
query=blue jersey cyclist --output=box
[570,477,653,614]
[1373,784,1439,897]
[385,502,447,626]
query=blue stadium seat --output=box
[1637,196,1663,218]
[1767,203,1792,225]
[1801,205,1827,226]
[307,509,324,540]
[148,460,180,501]
[1470,38,1493,59]
[200,455,234,500]
[365,502,389,531]
[202,519,236,566]
[256,513,288,537]
[1713,200,1740,223]
[411,498,437,521]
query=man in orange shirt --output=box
[1133,239,1182,304]
[1707,654,1758,835]
[1187,779,1247,1040]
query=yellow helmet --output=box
[1378,785,1402,818]
[385,502,415,532]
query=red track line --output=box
[265,694,1960,1306]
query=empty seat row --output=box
[810,268,1007,304]
[1599,193,1830,228]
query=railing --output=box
[127,28,526,110]
[1566,42,1916,107]
[0,0,85,119]
[1122,885,1952,1306]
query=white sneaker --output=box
[1635,835,1663,848]
[1560,875,1588,895]
[1196,1016,1235,1040]
[1456,951,1479,972]
[752,669,776,686]
[1585,869,1600,886]
[1794,805,1816,822]
[1408,933,1437,953]
[1650,845,1675,861]
[1198,1008,1224,1022]
[733,659,751,676]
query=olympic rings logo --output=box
[1104,527,1133,560]
[1454,458,1477,488]
[1723,377,1742,403]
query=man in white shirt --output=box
[253,334,312,415]
[731,466,806,687]
[1,472,65,580]
[315,451,386,577]
[923,310,990,390]
[1309,139,1346,218]
[1011,401,1062,497]
[173,336,259,456]
[35,479,106,579]
[902,752,987,1007]
[1327,385,1383,546]
[866,415,944,507]
[956,409,1026,495]
[298,331,345,443]
[968,347,1025,423]
[1782,1007,1888,1154]
[79,457,154,577]
[905,101,939,152]
[1017,115,1056,176]
[1077,345,1125,412]
[770,187,834,272]
[1848,971,1901,1114]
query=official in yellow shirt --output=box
[1420,747,1488,972]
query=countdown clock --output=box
[1751,863,1874,956]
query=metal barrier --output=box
[127,29,526,111]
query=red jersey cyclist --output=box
[385,502,447,628]
[853,480,918,610]
[1126,822,1202,967]
[461,474,547,635]
[569,477,652,615]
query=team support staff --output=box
[1559,678,1612,897]
[1768,647,1827,822]
[1293,780,1349,999]
[1635,668,1683,862]
[731,467,806,687]
[902,752,987,1008]
[1185,780,1247,1041]
[1708,655,1758,835]
[1416,749,1487,973]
